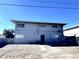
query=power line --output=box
[29,0,79,6]
[0,3,79,9]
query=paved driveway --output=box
[0,45,79,59]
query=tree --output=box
[3,29,15,38]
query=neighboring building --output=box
[64,25,79,36]
[11,20,66,44]
[64,25,79,44]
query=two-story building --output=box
[11,20,66,44]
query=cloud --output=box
[0,31,3,34]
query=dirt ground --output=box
[0,44,79,59]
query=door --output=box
[40,35,45,44]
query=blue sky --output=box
[0,0,79,34]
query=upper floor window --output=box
[52,25,58,28]
[16,24,25,28]
[38,24,46,27]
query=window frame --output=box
[52,25,58,28]
[16,23,25,28]
[38,24,46,27]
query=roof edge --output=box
[64,25,79,31]
[11,19,66,26]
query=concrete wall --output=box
[14,23,63,43]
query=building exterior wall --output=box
[64,28,79,45]
[14,23,63,44]
[64,28,79,37]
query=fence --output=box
[63,36,78,46]
[0,38,8,47]
[7,38,14,44]
[76,37,79,45]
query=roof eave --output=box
[11,20,66,26]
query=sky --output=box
[0,0,79,34]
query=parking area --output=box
[0,44,79,59]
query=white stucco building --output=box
[64,25,79,44]
[64,25,79,37]
[11,20,66,44]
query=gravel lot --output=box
[0,44,79,59]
